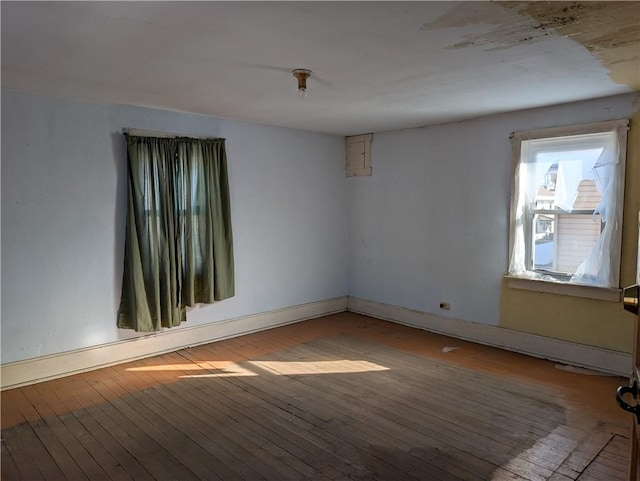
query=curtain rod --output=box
[123,128,221,140]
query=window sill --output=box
[505,276,621,302]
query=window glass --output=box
[508,121,628,289]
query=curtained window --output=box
[118,134,234,332]
[508,119,628,290]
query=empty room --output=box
[2,2,640,480]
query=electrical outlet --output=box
[439,302,450,310]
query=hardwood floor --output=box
[1,312,633,480]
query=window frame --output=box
[507,119,629,301]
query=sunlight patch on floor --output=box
[178,364,259,378]
[248,359,389,375]
[126,360,258,378]
[127,361,230,371]
[125,359,389,378]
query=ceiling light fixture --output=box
[292,69,312,99]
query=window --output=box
[118,134,235,332]
[508,120,629,291]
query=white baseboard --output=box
[4,294,630,390]
[1,296,348,390]
[347,296,632,377]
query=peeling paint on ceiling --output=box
[505,2,640,90]
[426,1,640,90]
[421,1,542,50]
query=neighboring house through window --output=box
[508,119,629,295]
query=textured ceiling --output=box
[2,1,638,135]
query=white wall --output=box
[348,92,639,326]
[1,90,348,364]
[4,89,638,367]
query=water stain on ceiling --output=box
[424,1,639,90]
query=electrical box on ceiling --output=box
[346,134,372,177]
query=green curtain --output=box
[118,135,234,332]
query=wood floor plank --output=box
[188,326,624,480]
[1,422,46,481]
[87,368,206,481]
[245,328,568,444]
[304,334,600,452]
[1,313,631,481]
[577,434,630,481]
[246,336,560,478]
[175,348,432,480]
[185,336,523,480]
[2,389,69,480]
[173,352,378,480]
[43,382,138,481]
[546,472,575,481]
[0,438,22,481]
[99,360,270,481]
[68,389,160,481]
[151,353,345,481]
[555,432,615,479]
[133,351,330,481]
[23,383,112,481]
[308,335,567,428]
